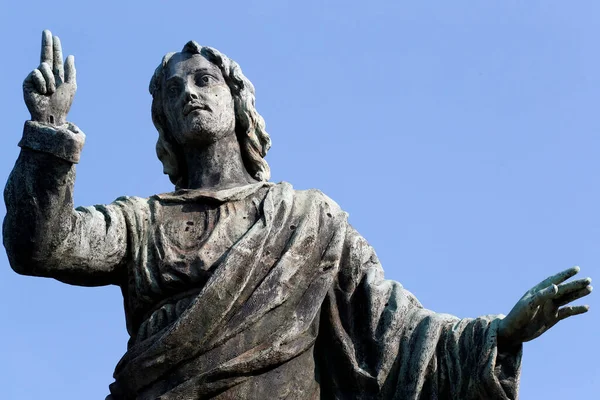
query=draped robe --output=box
[4,121,522,399]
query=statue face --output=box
[162,52,236,146]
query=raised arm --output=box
[3,30,128,286]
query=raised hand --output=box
[498,266,592,346]
[23,30,76,126]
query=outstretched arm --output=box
[319,222,521,399]
[3,30,128,286]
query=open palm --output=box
[498,266,592,345]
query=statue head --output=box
[149,41,271,189]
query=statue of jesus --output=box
[4,30,592,400]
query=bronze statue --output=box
[4,30,592,399]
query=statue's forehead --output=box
[165,52,221,80]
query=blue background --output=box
[0,1,597,398]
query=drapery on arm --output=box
[319,224,522,400]
[3,121,129,286]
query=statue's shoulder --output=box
[113,195,151,208]
[74,195,150,214]
[103,195,153,219]
[269,181,345,217]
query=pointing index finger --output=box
[40,30,53,66]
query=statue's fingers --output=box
[535,266,580,290]
[555,286,593,307]
[24,69,47,94]
[556,277,592,297]
[64,55,76,85]
[557,305,589,321]
[53,35,64,83]
[38,62,56,94]
[40,30,53,65]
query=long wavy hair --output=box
[149,41,271,189]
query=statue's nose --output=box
[184,87,199,101]
[183,80,200,101]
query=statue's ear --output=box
[156,134,181,187]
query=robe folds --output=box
[103,182,521,399]
[4,122,522,400]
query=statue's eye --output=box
[197,74,214,86]
[167,85,179,98]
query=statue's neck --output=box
[182,133,255,190]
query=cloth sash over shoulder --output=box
[103,182,521,400]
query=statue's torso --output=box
[125,186,268,344]
[111,183,334,399]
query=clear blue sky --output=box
[0,1,598,398]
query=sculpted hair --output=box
[149,41,271,188]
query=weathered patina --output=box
[3,30,592,399]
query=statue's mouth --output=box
[183,102,211,116]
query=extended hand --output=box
[23,30,76,126]
[498,266,592,346]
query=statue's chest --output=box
[129,198,262,342]
[152,200,259,281]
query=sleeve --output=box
[3,121,136,286]
[317,224,522,400]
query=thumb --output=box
[531,284,558,309]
